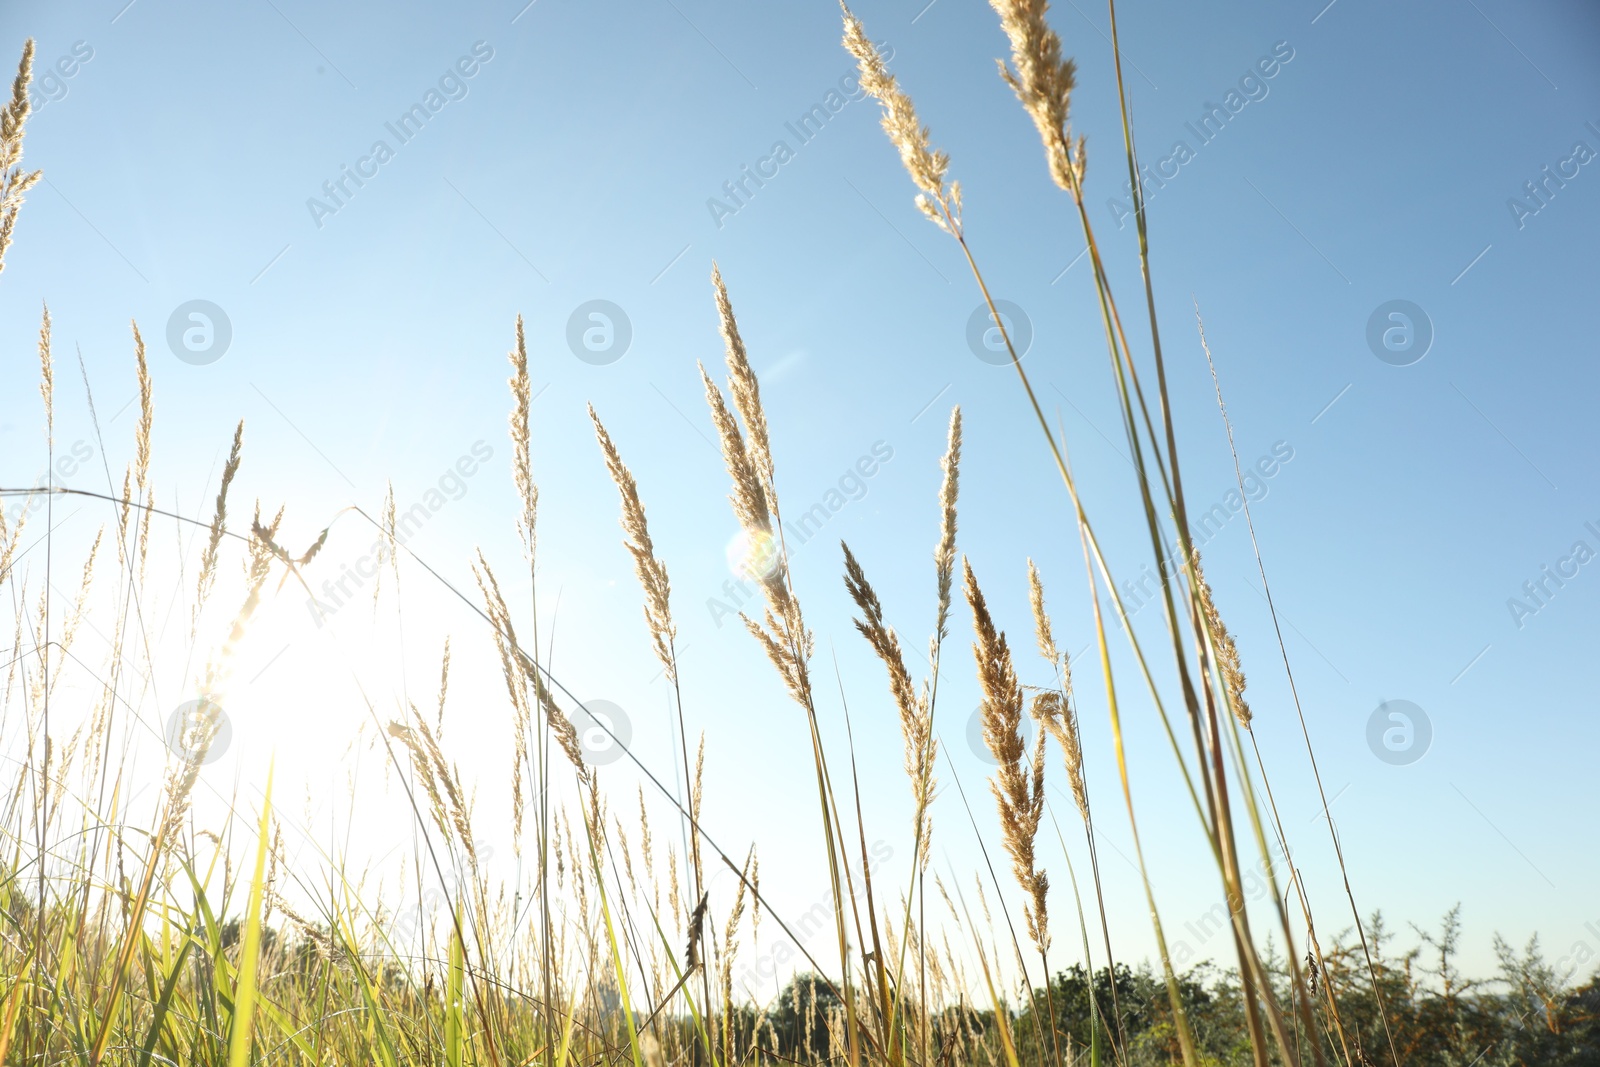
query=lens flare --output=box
[725,527,781,582]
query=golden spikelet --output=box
[963,557,1049,954]
[1193,556,1252,728]
[1026,558,1060,668]
[1026,560,1088,821]
[842,543,935,836]
[988,0,1084,191]
[840,4,959,230]
[0,41,42,276]
[132,321,152,495]
[194,420,244,636]
[934,407,963,640]
[37,302,52,434]
[435,636,451,730]
[711,263,775,500]
[589,405,677,681]
[473,550,590,783]
[691,732,705,883]
[699,361,771,539]
[507,315,538,557]
[668,846,682,930]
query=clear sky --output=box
[1,0,1597,986]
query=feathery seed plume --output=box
[965,557,1049,954]
[988,0,1084,191]
[589,405,677,681]
[841,5,960,231]
[0,41,42,275]
[934,407,963,640]
[1194,556,1252,728]
[507,315,538,558]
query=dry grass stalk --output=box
[435,636,451,730]
[934,407,963,640]
[988,0,1084,191]
[963,558,1049,955]
[698,273,814,710]
[38,303,52,432]
[1192,555,1251,728]
[1026,561,1087,819]
[711,264,775,499]
[507,315,538,558]
[0,41,41,275]
[194,420,244,636]
[132,322,152,495]
[840,5,961,232]
[589,405,676,682]
[472,551,589,786]
[841,543,935,849]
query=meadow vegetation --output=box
[1,5,1594,1066]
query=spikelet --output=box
[132,321,152,495]
[1026,559,1087,821]
[435,636,451,730]
[1193,556,1252,728]
[691,732,705,886]
[668,846,682,930]
[934,407,963,640]
[711,264,775,501]
[988,0,1084,191]
[507,315,538,558]
[698,272,816,712]
[840,5,958,230]
[37,303,52,435]
[842,543,934,845]
[589,405,677,682]
[699,361,771,539]
[473,550,589,784]
[194,420,244,638]
[964,557,1049,955]
[0,41,41,275]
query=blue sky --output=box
[2,0,1597,984]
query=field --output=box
[1,4,1596,1066]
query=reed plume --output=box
[842,543,934,854]
[698,269,811,705]
[132,322,152,495]
[934,408,963,641]
[841,4,961,233]
[988,0,1084,191]
[588,405,676,682]
[0,41,40,276]
[507,315,538,558]
[38,303,52,433]
[1192,556,1251,728]
[1026,560,1086,818]
[473,550,588,785]
[963,558,1048,955]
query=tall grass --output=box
[0,9,1588,1067]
